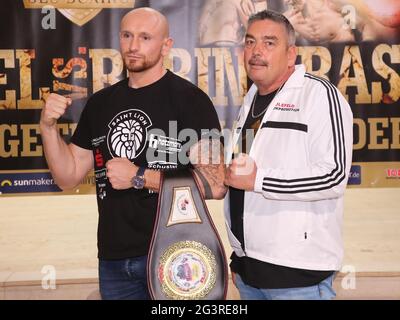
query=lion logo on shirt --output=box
[107,109,152,160]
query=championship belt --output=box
[147,169,228,300]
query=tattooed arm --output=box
[190,138,227,200]
[105,138,227,198]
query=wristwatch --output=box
[132,166,146,189]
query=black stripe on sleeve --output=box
[261,74,346,193]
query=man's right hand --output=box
[40,93,72,128]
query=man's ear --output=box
[161,37,174,57]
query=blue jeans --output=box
[233,272,336,300]
[98,256,150,300]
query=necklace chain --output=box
[251,84,283,118]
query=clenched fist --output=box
[40,93,72,128]
[106,158,138,190]
[224,153,257,191]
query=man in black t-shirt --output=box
[40,7,226,300]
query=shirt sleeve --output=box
[178,86,221,143]
[70,99,93,150]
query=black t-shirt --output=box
[230,89,277,249]
[71,70,221,260]
[229,90,334,289]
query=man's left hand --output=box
[106,158,137,190]
[224,153,257,191]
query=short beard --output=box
[126,62,149,73]
[124,56,159,73]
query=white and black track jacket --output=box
[224,64,353,271]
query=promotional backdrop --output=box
[0,0,399,195]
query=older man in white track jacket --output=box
[224,10,353,300]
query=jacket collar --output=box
[229,64,307,157]
[242,64,306,112]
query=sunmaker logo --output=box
[1,180,12,187]
[0,172,61,194]
[23,0,135,26]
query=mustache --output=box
[124,51,143,58]
[249,56,268,66]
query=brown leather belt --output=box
[147,169,228,300]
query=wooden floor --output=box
[2,273,400,300]
[1,188,399,299]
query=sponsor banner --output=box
[347,162,400,188]
[0,170,95,195]
[0,171,61,194]
[348,165,362,185]
[23,0,135,9]
[23,0,136,27]
[0,0,399,195]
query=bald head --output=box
[119,7,173,78]
[121,7,169,38]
